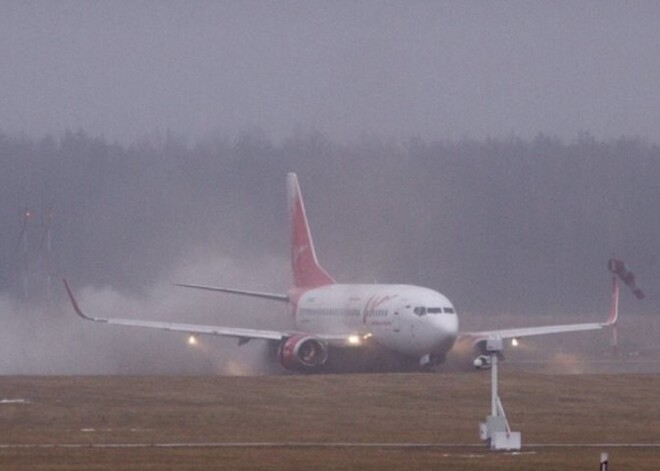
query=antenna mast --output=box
[17,206,31,300]
[40,207,54,302]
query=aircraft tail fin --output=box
[287,173,335,289]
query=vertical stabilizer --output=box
[287,173,335,289]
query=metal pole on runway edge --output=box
[478,337,521,451]
[600,451,608,470]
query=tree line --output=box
[1,129,657,316]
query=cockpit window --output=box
[444,307,455,314]
[413,307,426,316]
[426,307,442,314]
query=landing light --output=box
[511,338,519,347]
[363,333,373,340]
[188,335,198,346]
[347,335,361,345]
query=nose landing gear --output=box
[418,353,446,372]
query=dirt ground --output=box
[0,373,659,469]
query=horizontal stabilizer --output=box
[174,283,289,302]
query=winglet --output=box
[605,276,619,326]
[62,278,96,321]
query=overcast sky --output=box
[2,1,660,144]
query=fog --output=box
[2,2,660,143]
[1,2,659,374]
[0,131,658,374]
[0,249,289,375]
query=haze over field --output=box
[1,131,658,374]
[2,2,660,143]
[0,2,658,374]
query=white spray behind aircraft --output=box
[64,173,621,373]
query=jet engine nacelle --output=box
[473,354,492,370]
[279,334,329,372]
[471,337,506,369]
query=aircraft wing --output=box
[63,279,286,342]
[460,321,607,342]
[63,279,349,344]
[461,276,620,343]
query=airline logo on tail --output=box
[287,173,335,289]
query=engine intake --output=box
[279,334,329,372]
[472,339,503,370]
[473,354,492,370]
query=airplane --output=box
[63,173,622,373]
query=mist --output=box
[0,248,289,375]
[0,131,658,374]
[2,2,660,143]
[1,2,660,374]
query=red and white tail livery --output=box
[287,173,335,289]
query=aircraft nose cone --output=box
[434,314,459,351]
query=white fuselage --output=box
[294,284,459,358]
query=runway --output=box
[2,442,660,449]
[2,375,659,469]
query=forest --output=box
[1,129,658,317]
